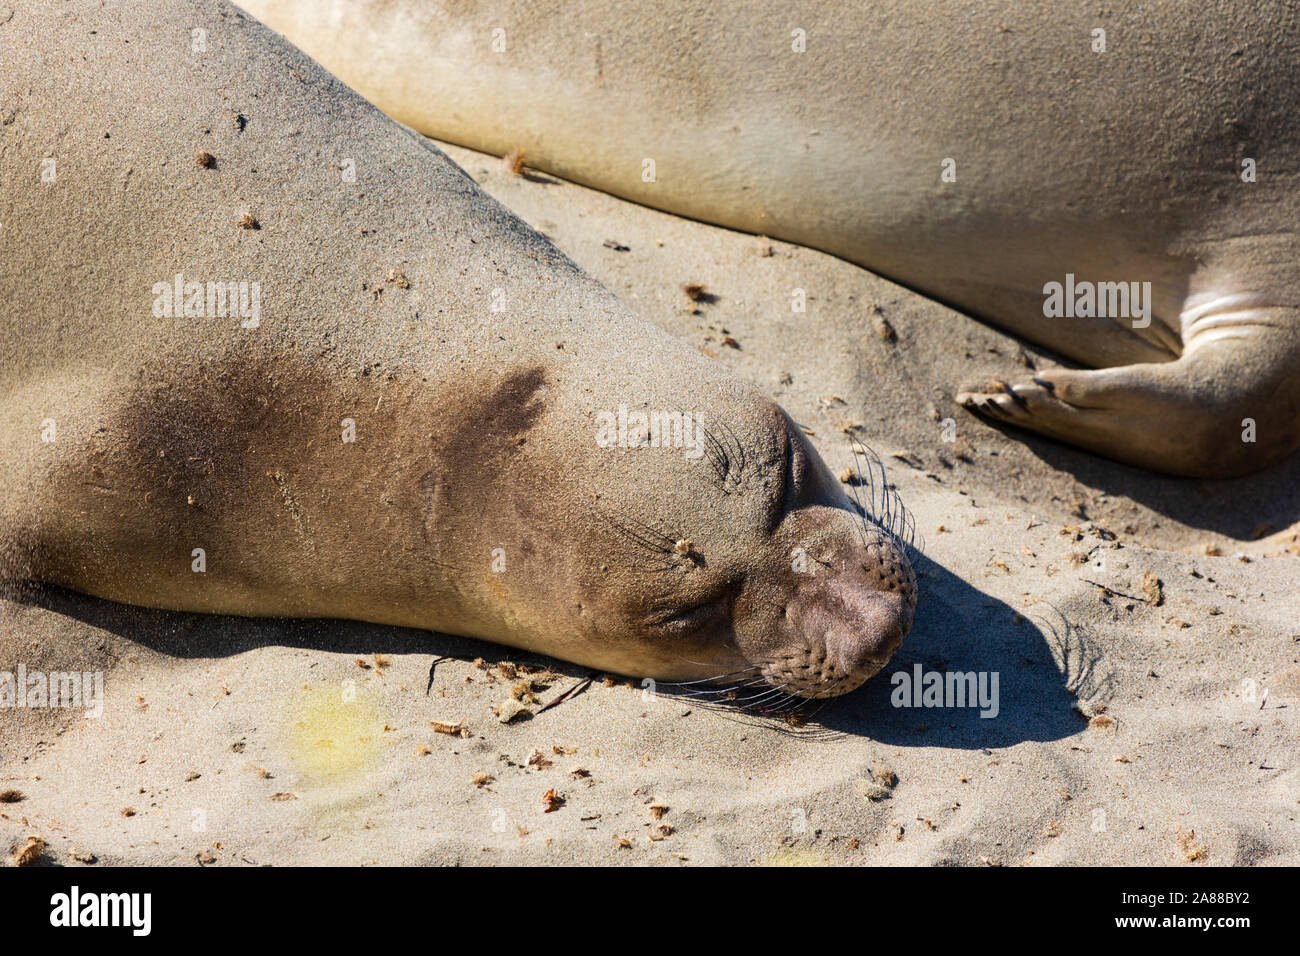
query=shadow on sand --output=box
[967,414,1300,541]
[9,556,1100,750]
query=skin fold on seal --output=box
[240,0,1300,478]
[0,0,917,703]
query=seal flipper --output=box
[956,313,1300,477]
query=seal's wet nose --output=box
[787,575,907,677]
[769,534,916,698]
[826,583,907,670]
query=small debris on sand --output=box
[194,149,215,168]
[1140,571,1164,606]
[10,835,45,867]
[430,719,468,737]
[494,698,532,723]
[857,781,891,802]
[1175,827,1207,862]
[536,675,594,714]
[237,213,260,230]
[872,310,896,342]
[857,765,898,802]
[502,147,526,175]
[541,788,565,812]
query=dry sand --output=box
[2,139,1296,867]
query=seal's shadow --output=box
[957,399,1300,539]
[12,562,1094,749]
[809,555,1091,747]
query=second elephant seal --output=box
[243,0,1300,477]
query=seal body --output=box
[243,0,1300,477]
[0,0,916,700]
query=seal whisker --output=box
[669,676,772,702]
[666,664,760,687]
[664,674,845,734]
[688,410,746,494]
[594,509,697,574]
[715,417,748,484]
[694,420,732,488]
[600,513,676,554]
[848,438,923,561]
[763,691,815,715]
[730,680,796,707]
[738,686,795,707]
[778,692,836,722]
[771,686,837,715]
[761,673,856,715]
[844,458,873,549]
[663,672,765,698]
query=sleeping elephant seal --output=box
[0,0,916,702]
[240,0,1300,478]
